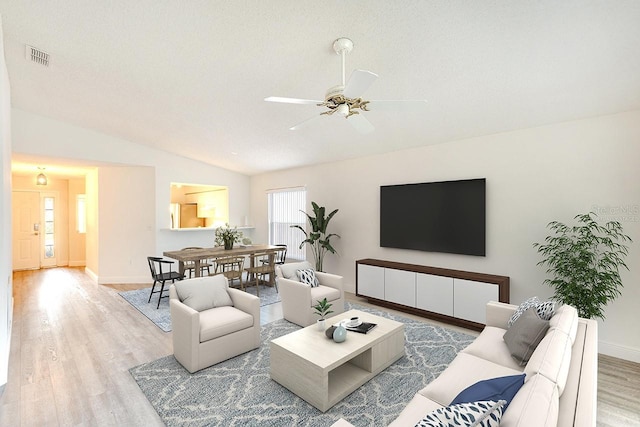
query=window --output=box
[77,194,87,233]
[43,196,55,258]
[268,187,306,261]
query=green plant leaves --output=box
[291,201,340,271]
[533,212,632,320]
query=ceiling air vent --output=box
[25,45,50,67]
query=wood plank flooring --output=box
[0,267,638,426]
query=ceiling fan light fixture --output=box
[337,103,350,117]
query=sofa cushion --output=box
[461,326,524,372]
[419,353,522,406]
[297,268,320,287]
[501,373,559,427]
[548,304,579,344]
[278,261,314,280]
[174,276,233,312]
[524,328,572,395]
[503,308,549,365]
[310,285,341,306]
[388,394,443,427]
[508,296,555,327]
[199,306,254,342]
[450,374,525,411]
[415,400,505,427]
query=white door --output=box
[12,191,41,270]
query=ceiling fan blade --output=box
[343,70,378,98]
[348,113,375,134]
[289,114,323,131]
[265,96,322,105]
[367,100,428,112]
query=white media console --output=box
[356,259,510,331]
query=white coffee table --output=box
[269,309,405,412]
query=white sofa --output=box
[275,261,345,327]
[333,301,598,426]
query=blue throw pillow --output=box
[450,374,525,411]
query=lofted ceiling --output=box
[1,1,640,176]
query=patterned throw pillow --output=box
[415,400,506,427]
[508,296,555,327]
[296,268,319,287]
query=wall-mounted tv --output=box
[380,178,486,256]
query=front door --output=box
[12,191,41,270]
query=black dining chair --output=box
[147,256,184,308]
[262,244,287,265]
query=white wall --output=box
[0,15,12,390]
[250,110,640,362]
[11,108,252,284]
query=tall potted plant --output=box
[291,201,340,271]
[533,212,632,320]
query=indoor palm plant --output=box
[291,201,340,271]
[214,223,243,250]
[533,212,632,320]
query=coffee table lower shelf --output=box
[269,309,405,412]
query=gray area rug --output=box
[119,284,281,332]
[129,303,475,426]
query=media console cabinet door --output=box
[384,268,416,307]
[357,264,385,299]
[416,273,454,316]
[453,278,499,324]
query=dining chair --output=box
[147,256,184,308]
[214,256,245,291]
[182,247,213,278]
[244,251,276,297]
[262,244,287,266]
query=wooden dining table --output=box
[163,244,282,284]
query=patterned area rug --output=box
[119,284,281,332]
[129,303,475,426]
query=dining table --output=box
[163,244,282,285]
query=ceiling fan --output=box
[265,37,428,134]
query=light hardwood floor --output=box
[0,267,638,426]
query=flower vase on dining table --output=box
[224,238,234,250]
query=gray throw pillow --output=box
[279,261,314,280]
[503,307,549,366]
[174,276,233,312]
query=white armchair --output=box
[169,275,260,373]
[276,261,345,327]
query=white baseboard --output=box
[83,267,149,285]
[68,261,86,267]
[96,275,150,285]
[84,267,98,283]
[599,339,640,363]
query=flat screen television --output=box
[380,178,486,256]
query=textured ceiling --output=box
[2,1,640,176]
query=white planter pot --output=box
[317,319,326,331]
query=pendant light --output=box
[36,167,47,186]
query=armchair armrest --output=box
[485,301,517,329]
[279,277,313,305]
[228,288,260,323]
[315,271,344,295]
[169,285,200,371]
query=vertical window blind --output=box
[268,187,306,261]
